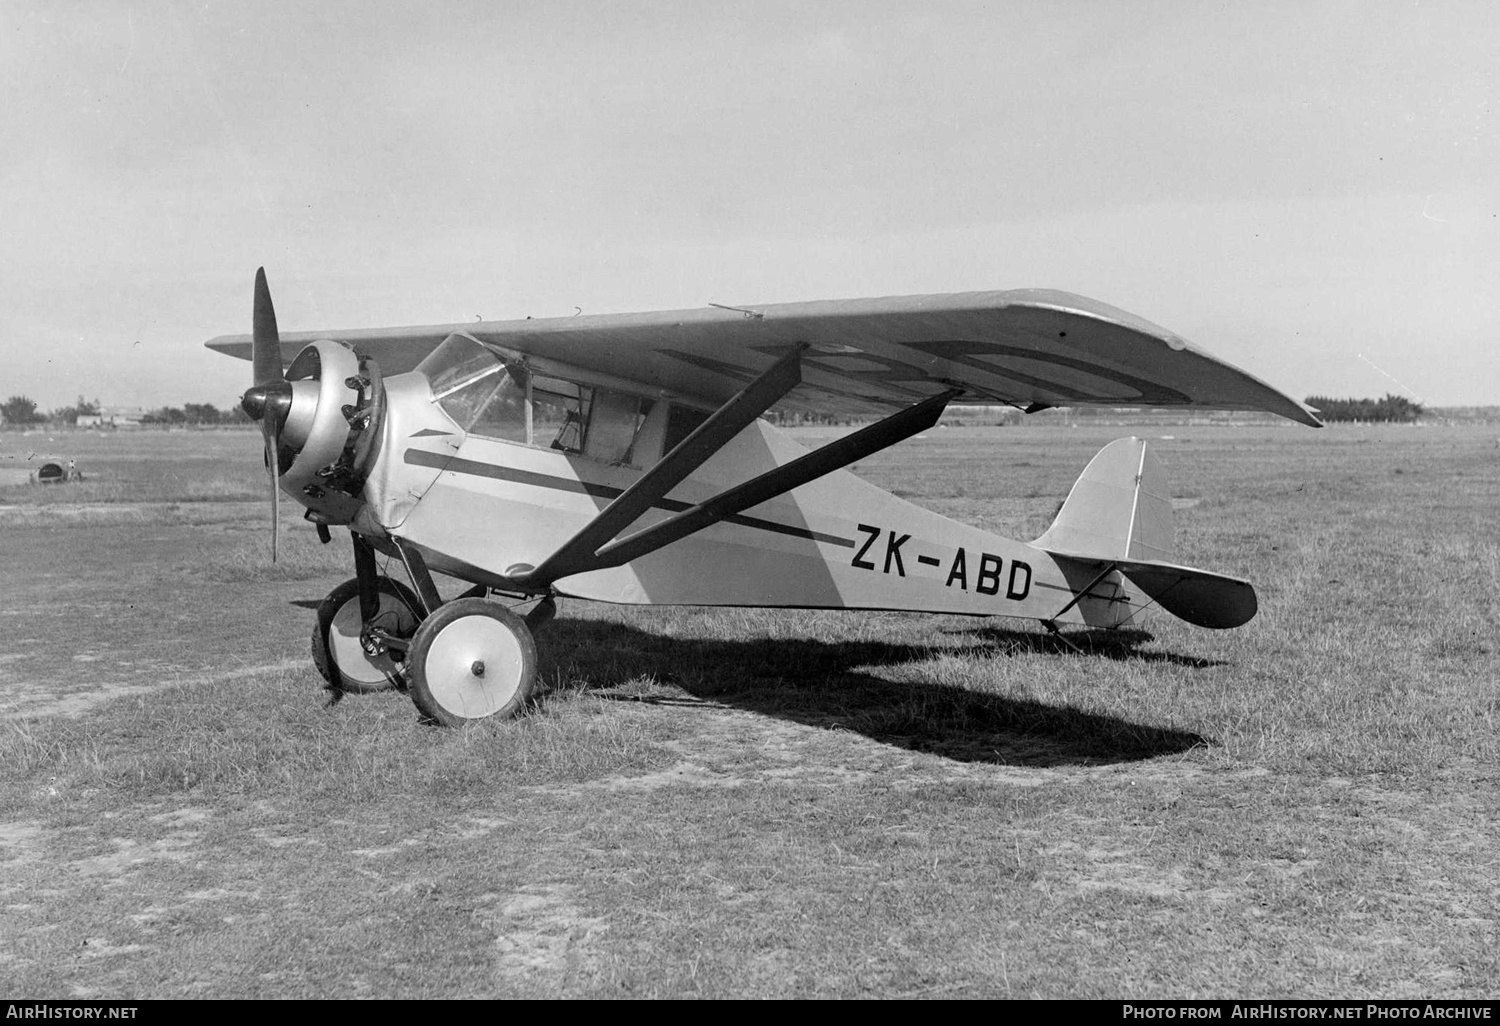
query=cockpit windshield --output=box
[416,333,513,434]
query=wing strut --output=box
[516,357,960,588]
[519,345,807,587]
[589,388,960,572]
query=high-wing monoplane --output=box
[208,271,1320,726]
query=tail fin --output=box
[1034,437,1173,562]
[1035,437,1258,629]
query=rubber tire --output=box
[311,577,422,695]
[407,598,537,726]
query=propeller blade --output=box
[267,424,280,563]
[247,267,285,563]
[252,267,283,386]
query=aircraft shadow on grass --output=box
[530,617,1218,767]
[953,625,1228,669]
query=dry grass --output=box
[0,423,1496,998]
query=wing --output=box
[206,288,1321,426]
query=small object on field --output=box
[30,459,83,485]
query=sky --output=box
[1,0,1495,412]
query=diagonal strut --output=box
[590,388,960,572]
[519,345,806,587]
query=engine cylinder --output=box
[279,339,363,521]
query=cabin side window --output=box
[583,390,649,463]
[467,371,660,467]
[466,371,529,443]
[529,376,589,455]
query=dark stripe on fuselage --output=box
[403,448,855,548]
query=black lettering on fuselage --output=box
[854,532,1028,597]
[852,524,880,570]
[1007,560,1032,600]
[945,549,968,589]
[884,531,910,577]
[976,553,1003,595]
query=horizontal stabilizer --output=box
[1051,553,1257,629]
[1117,559,1257,629]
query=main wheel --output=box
[407,598,537,726]
[312,577,422,694]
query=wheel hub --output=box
[424,616,525,716]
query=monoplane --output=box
[208,271,1320,726]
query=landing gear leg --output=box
[352,532,382,622]
[392,537,443,616]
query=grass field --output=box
[0,423,1496,998]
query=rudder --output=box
[1033,437,1173,561]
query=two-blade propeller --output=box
[240,268,291,562]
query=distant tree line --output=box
[765,410,860,426]
[140,403,250,426]
[1,394,249,427]
[1305,393,1425,423]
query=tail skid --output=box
[1035,438,1257,629]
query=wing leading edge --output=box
[206,288,1321,426]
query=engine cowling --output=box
[274,339,380,524]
